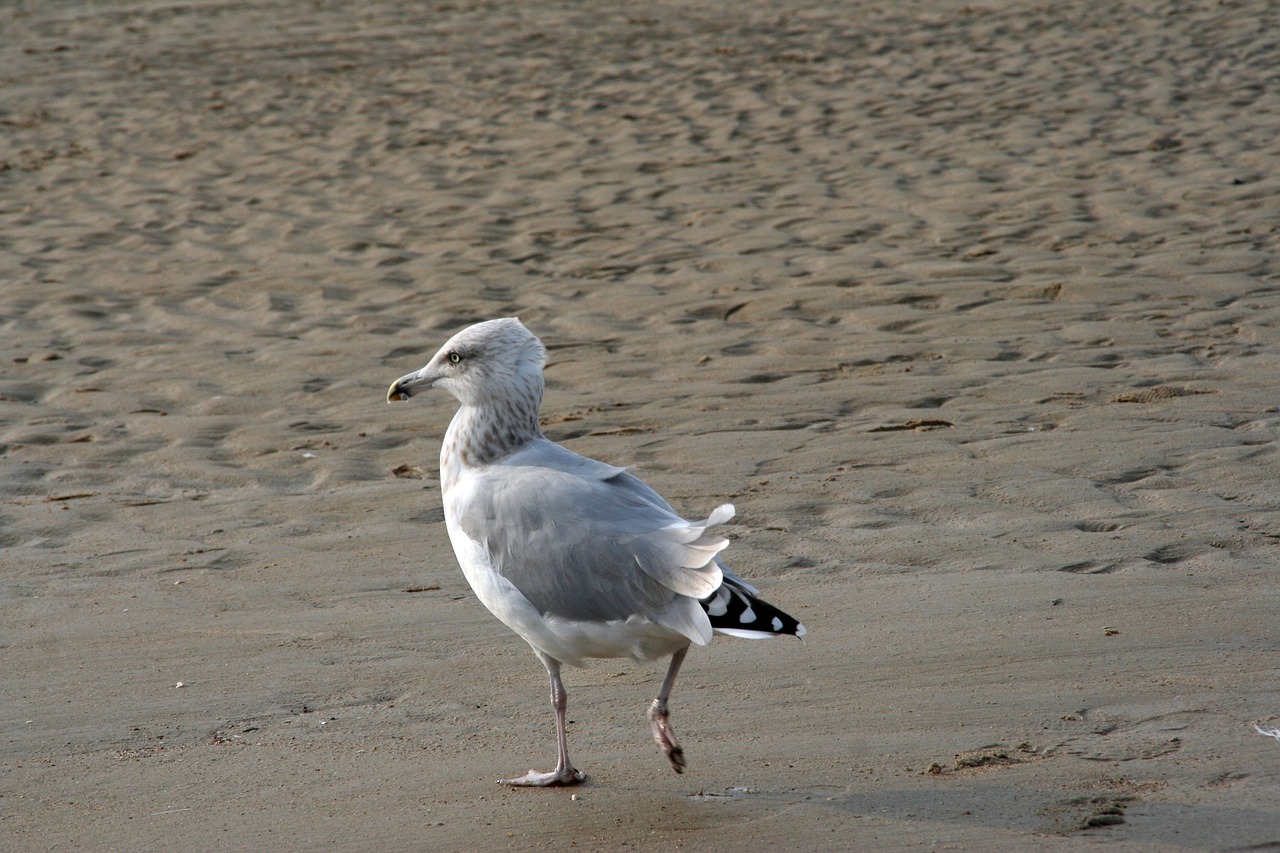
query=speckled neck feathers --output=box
[441,389,543,482]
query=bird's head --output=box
[387,317,547,409]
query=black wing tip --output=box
[703,584,805,638]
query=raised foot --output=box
[499,768,585,787]
[647,701,686,774]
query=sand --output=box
[3,0,1279,849]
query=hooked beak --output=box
[387,368,435,402]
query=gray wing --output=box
[453,440,729,635]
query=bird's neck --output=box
[440,401,542,487]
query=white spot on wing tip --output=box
[772,616,783,631]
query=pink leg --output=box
[647,645,689,774]
[500,653,585,787]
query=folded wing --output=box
[452,439,732,646]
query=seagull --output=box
[387,318,805,786]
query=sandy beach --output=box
[3,0,1279,849]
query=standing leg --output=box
[500,652,585,787]
[647,645,690,773]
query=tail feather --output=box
[701,577,805,639]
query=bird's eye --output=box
[448,351,462,364]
